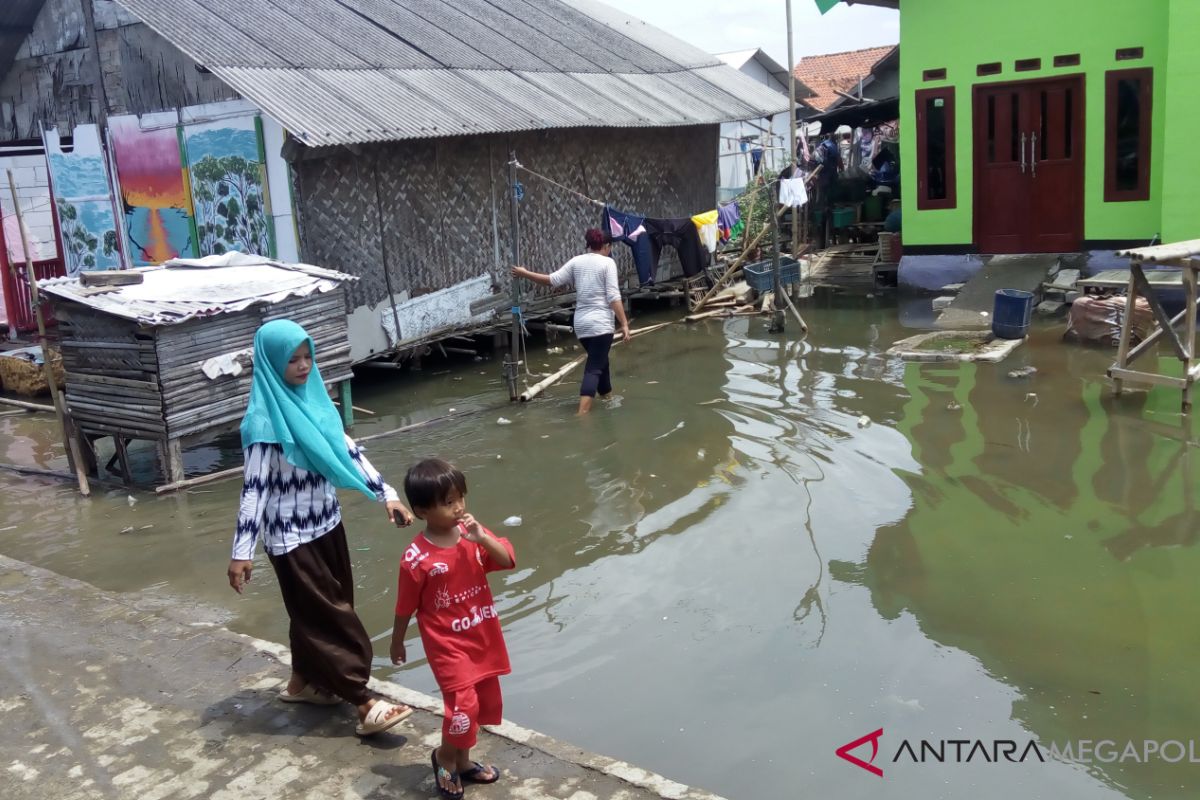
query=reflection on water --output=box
[1,295,1196,799]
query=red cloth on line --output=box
[395,530,514,692]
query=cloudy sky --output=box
[597,0,898,66]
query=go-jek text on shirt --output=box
[395,529,515,692]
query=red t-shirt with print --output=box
[395,529,515,692]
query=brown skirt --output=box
[267,523,373,706]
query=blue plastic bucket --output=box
[992,289,1034,339]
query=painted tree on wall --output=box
[56,199,118,274]
[191,155,269,256]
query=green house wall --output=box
[900,0,1181,250]
[1162,0,1200,243]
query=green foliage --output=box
[728,169,780,250]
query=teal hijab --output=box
[240,320,374,499]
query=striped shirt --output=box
[231,434,398,560]
[549,253,620,338]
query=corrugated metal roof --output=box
[39,256,355,326]
[115,0,792,146]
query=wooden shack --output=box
[39,256,355,487]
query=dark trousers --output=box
[578,333,614,397]
[267,523,373,706]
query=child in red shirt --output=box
[391,458,515,800]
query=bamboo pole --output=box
[505,155,522,401]
[0,396,55,413]
[7,170,90,496]
[518,320,678,402]
[154,406,504,494]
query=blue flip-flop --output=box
[461,762,502,784]
[431,749,464,800]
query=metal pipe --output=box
[786,0,800,257]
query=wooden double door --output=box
[973,77,1084,254]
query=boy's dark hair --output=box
[404,458,467,509]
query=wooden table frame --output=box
[1110,241,1200,411]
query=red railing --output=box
[1,245,64,333]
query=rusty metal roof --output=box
[112,0,790,146]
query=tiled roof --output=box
[792,45,896,112]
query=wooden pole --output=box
[7,170,90,496]
[786,0,800,257]
[768,197,785,333]
[505,155,522,401]
[518,321,677,402]
[0,396,55,413]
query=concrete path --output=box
[0,556,723,800]
[936,253,1058,329]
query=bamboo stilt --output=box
[7,170,90,496]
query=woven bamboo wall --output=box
[294,126,718,312]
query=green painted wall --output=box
[900,0,1169,248]
[1161,0,1200,242]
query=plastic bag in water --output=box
[503,516,523,527]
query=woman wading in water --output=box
[226,319,415,736]
[512,228,632,414]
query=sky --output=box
[596,0,898,67]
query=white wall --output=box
[717,56,791,199]
[0,153,56,262]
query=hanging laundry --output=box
[644,218,709,279]
[750,147,764,175]
[779,177,809,208]
[717,203,741,244]
[691,210,719,253]
[603,205,655,286]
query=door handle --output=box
[1020,132,1026,173]
[1030,132,1038,178]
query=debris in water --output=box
[857,415,872,428]
[541,434,550,439]
[697,448,706,460]
[548,347,564,355]
[1007,366,1038,379]
[947,402,962,411]
[497,417,512,425]
[503,516,523,527]
[449,408,457,413]
[980,311,990,317]
[356,547,370,552]
[654,421,685,440]
[1025,392,1039,406]
[496,455,502,460]
[120,526,134,534]
[127,495,137,506]
[646,380,659,385]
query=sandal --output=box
[431,749,464,800]
[278,685,341,706]
[354,700,414,736]
[461,762,501,784]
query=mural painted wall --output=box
[45,125,120,274]
[108,114,196,265]
[182,116,273,257]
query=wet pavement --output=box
[0,555,721,800]
[2,291,1199,799]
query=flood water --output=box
[2,290,1198,800]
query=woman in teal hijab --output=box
[226,319,417,737]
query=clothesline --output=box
[512,161,605,209]
[511,158,803,220]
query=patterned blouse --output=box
[231,434,398,560]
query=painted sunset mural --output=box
[108,115,196,265]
